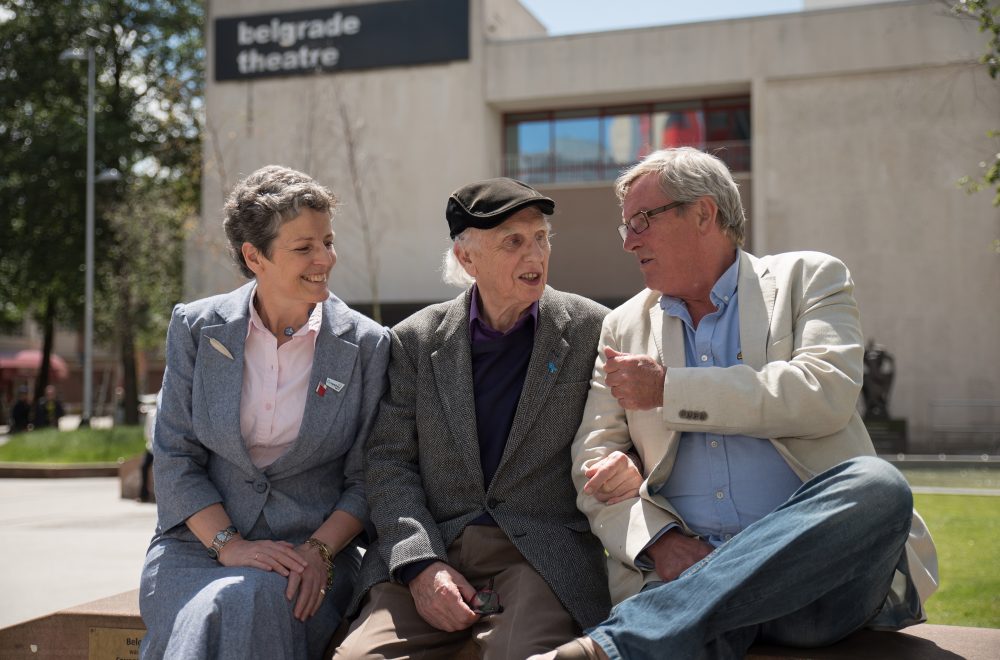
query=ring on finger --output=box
[319,588,326,596]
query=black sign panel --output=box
[215,0,469,81]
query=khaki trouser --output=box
[334,525,579,659]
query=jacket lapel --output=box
[431,290,483,481]
[499,287,570,467]
[738,251,774,370]
[650,292,686,369]
[267,295,359,477]
[200,284,258,477]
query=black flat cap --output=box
[446,177,555,238]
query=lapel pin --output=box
[315,382,327,397]
[209,337,234,360]
[326,377,345,392]
[547,361,557,374]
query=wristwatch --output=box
[207,525,238,560]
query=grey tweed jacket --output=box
[355,286,612,630]
[150,281,390,544]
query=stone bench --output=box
[1,589,997,659]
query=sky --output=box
[517,0,806,36]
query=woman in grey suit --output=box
[139,166,390,659]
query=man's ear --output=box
[242,242,265,275]
[455,242,477,278]
[694,197,719,233]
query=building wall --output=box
[194,0,544,306]
[196,0,999,450]
[482,0,999,449]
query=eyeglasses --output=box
[468,576,503,615]
[616,200,686,242]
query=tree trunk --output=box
[118,286,140,426]
[32,293,55,405]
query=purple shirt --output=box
[468,284,539,343]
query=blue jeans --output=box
[588,456,915,660]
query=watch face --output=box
[215,531,229,542]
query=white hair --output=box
[441,229,479,288]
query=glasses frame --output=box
[468,576,504,616]
[617,200,686,242]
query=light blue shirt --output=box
[656,253,802,548]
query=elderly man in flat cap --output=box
[335,178,612,658]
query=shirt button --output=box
[700,355,708,362]
[715,491,725,500]
[723,295,730,302]
[254,482,268,494]
[710,440,719,448]
[724,533,733,540]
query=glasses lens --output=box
[470,579,503,615]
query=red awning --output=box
[0,349,69,380]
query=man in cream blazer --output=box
[541,148,938,660]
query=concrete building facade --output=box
[195,0,1000,451]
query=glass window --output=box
[506,119,551,183]
[554,115,601,182]
[503,95,750,182]
[603,111,652,179]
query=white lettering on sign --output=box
[236,47,341,74]
[233,12,359,75]
[237,12,361,49]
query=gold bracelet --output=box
[306,537,335,587]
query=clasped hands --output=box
[218,538,330,621]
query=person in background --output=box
[32,384,64,429]
[139,165,390,659]
[137,395,157,503]
[10,385,31,432]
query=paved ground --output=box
[0,477,156,629]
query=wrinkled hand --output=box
[604,347,665,410]
[285,543,333,621]
[645,528,714,581]
[583,451,643,504]
[409,561,479,632]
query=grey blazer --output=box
[356,286,612,630]
[150,281,390,544]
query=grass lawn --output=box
[913,493,1000,628]
[0,426,145,463]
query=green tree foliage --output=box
[0,0,203,419]
[952,0,1000,209]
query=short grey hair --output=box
[223,165,336,278]
[440,211,552,289]
[615,147,745,246]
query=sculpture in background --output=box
[862,340,895,420]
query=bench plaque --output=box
[88,627,145,660]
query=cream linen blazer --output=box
[572,250,938,614]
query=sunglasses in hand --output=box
[468,576,504,615]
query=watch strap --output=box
[208,525,238,561]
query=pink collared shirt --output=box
[240,288,323,468]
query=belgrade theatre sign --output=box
[214,0,469,81]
